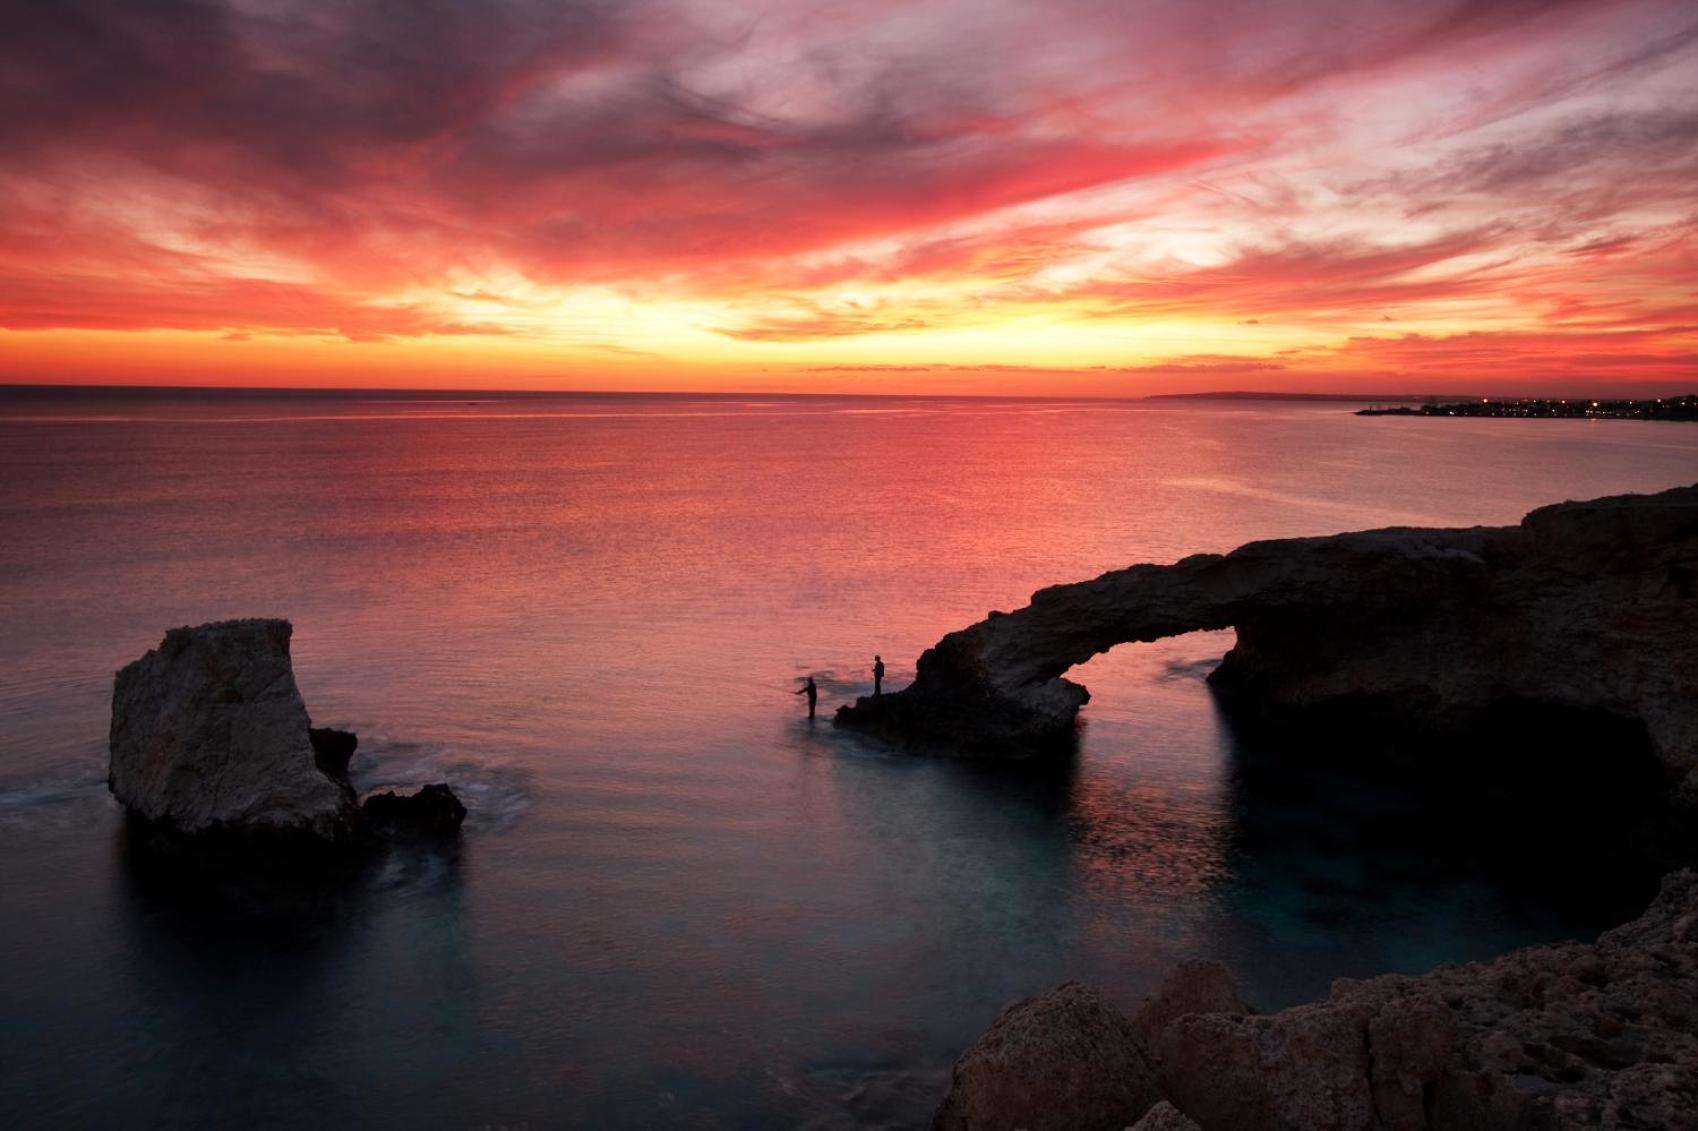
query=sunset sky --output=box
[3,0,1695,395]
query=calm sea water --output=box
[2,388,1695,1128]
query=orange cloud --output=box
[1,0,1695,392]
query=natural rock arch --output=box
[836,485,1698,808]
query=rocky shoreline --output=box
[937,870,1698,1129]
[844,484,1698,1128]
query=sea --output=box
[2,387,1695,1128]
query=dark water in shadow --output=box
[2,389,1694,1127]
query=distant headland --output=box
[1357,394,1698,421]
[1145,391,1698,421]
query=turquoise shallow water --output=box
[2,388,1695,1127]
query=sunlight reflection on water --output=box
[2,391,1694,1126]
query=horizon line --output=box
[6,381,1670,403]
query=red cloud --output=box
[1,0,1696,389]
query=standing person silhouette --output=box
[796,676,818,719]
[873,655,885,697]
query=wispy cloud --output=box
[2,0,1695,388]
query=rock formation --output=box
[936,870,1698,1129]
[109,618,464,850]
[362,783,468,838]
[110,619,360,842]
[309,726,358,782]
[1129,959,1247,1061]
[1129,1102,1201,1131]
[932,982,1162,1131]
[837,484,1698,805]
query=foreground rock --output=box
[836,484,1698,806]
[1129,1102,1201,1131]
[109,619,464,852]
[933,982,1161,1131]
[1130,959,1247,1061]
[939,871,1698,1130]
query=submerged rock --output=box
[932,981,1162,1131]
[109,619,464,853]
[837,484,1698,809]
[951,871,1698,1130]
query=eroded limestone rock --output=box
[109,618,465,851]
[932,981,1162,1131]
[1130,959,1247,1062]
[838,485,1698,802]
[109,619,359,842]
[1159,997,1378,1130]
[955,871,1698,1130]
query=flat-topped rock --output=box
[110,619,359,842]
[109,619,464,853]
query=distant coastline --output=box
[1145,390,1468,403]
[1358,395,1698,421]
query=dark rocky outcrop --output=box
[1158,872,1698,1129]
[309,726,358,782]
[933,982,1162,1131]
[919,486,1698,1127]
[362,783,467,838]
[836,485,1698,809]
[939,871,1698,1130]
[109,619,464,854]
